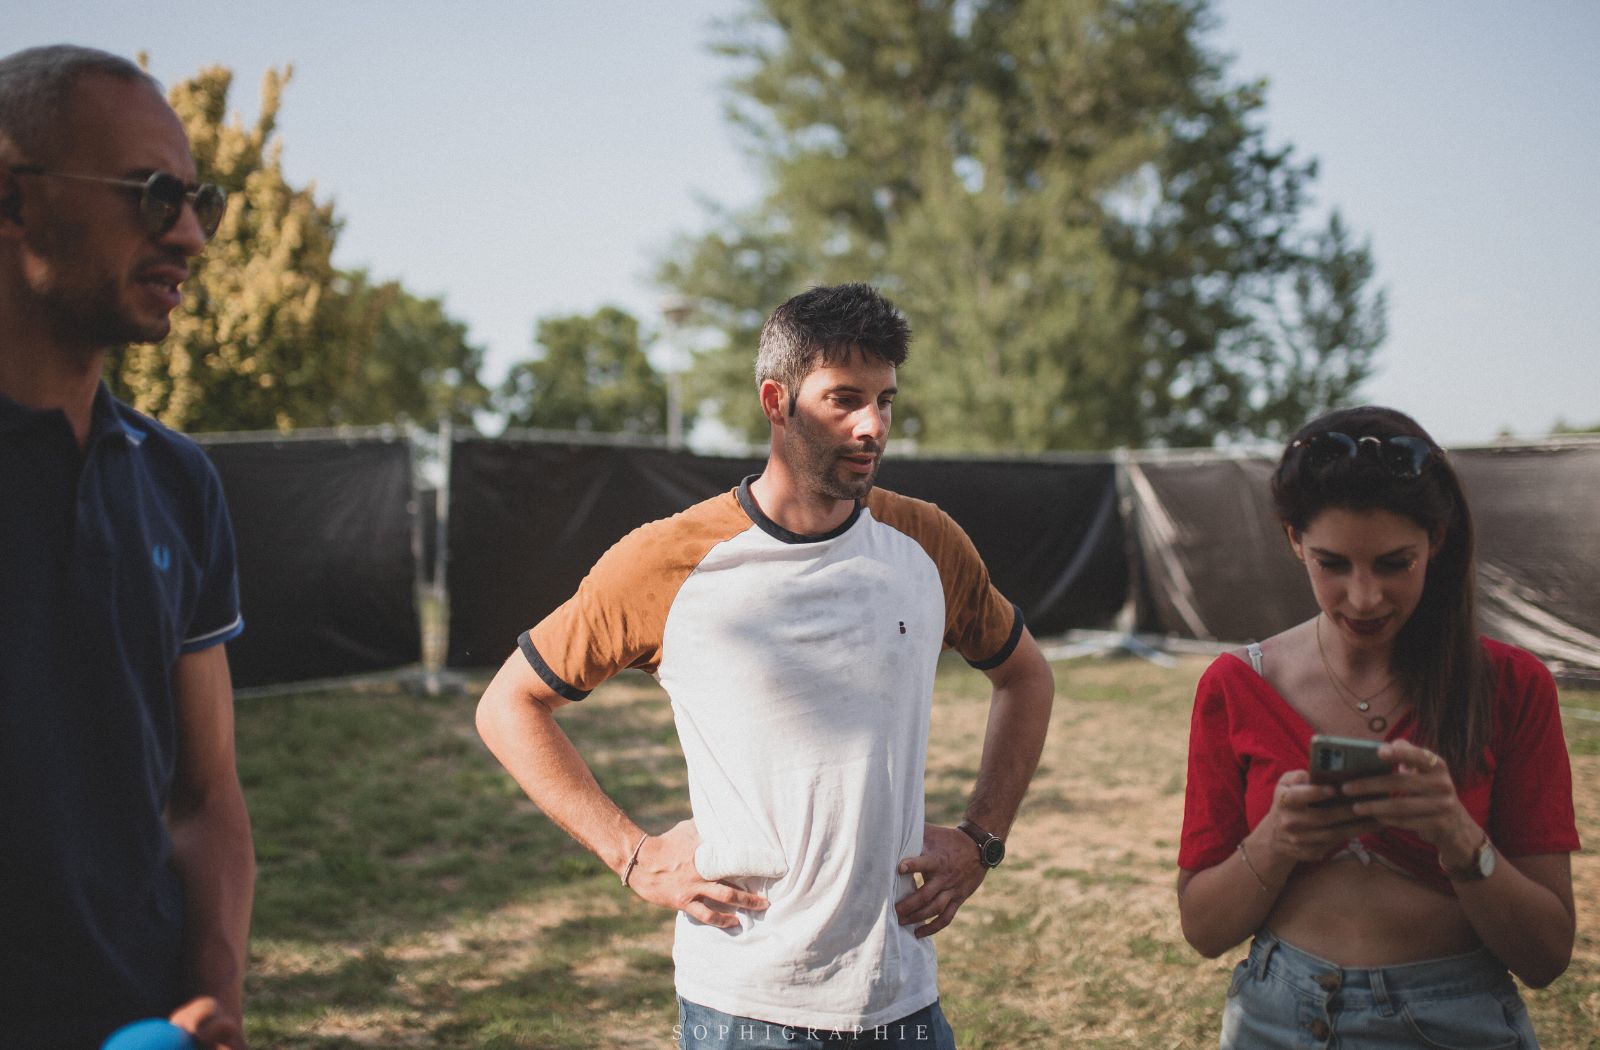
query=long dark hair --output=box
[1272,406,1490,776]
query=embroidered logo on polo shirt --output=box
[152,544,172,572]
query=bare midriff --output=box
[1267,853,1481,966]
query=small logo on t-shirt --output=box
[898,621,907,634]
[152,544,172,572]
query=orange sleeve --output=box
[519,491,750,700]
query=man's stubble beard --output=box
[26,219,171,350]
[787,409,882,504]
[818,458,879,502]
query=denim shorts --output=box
[676,997,957,1050]
[1220,929,1539,1049]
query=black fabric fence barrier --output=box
[875,457,1126,638]
[202,435,421,688]
[1455,445,1600,680]
[196,430,1595,688]
[445,439,764,669]
[1126,455,1308,645]
[1125,441,1600,681]
[445,439,1128,669]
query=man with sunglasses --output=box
[1,45,252,1049]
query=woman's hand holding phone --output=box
[1258,767,1383,864]
[1345,739,1480,858]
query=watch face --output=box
[981,838,1006,867]
[1445,840,1495,882]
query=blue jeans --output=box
[677,997,957,1049]
[1220,929,1540,1049]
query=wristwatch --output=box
[1441,834,1496,882]
[957,819,1006,869]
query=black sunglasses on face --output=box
[1290,431,1437,479]
[10,166,227,240]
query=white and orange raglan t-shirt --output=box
[518,476,1023,1030]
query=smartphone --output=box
[1308,734,1393,807]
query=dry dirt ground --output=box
[242,654,1598,1049]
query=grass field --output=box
[238,655,1599,1049]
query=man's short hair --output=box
[0,45,160,163]
[755,283,911,407]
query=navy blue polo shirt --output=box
[0,383,242,1046]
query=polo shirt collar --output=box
[0,382,146,448]
[89,383,148,448]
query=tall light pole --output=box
[659,296,694,450]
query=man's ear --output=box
[758,378,788,428]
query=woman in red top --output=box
[1177,406,1578,1048]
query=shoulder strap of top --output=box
[1246,642,1264,675]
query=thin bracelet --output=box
[620,832,649,887]
[1237,840,1271,893]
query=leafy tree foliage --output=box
[660,0,1386,449]
[329,270,490,426]
[110,64,334,431]
[500,306,668,434]
[109,64,487,431]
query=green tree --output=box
[500,306,668,434]
[328,270,491,427]
[659,0,1386,450]
[110,63,488,432]
[111,64,341,431]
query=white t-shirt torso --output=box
[519,479,1020,1029]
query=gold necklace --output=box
[1315,617,1399,732]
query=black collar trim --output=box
[736,475,862,544]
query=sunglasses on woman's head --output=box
[10,165,227,240]
[1290,431,1437,479]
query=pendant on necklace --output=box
[1358,701,1371,711]
[1368,715,1388,732]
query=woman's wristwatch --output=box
[1441,833,1496,882]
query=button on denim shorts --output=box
[1220,929,1540,1049]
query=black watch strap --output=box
[957,819,1006,868]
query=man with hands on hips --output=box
[477,283,1054,1049]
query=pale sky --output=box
[13,1,1599,446]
